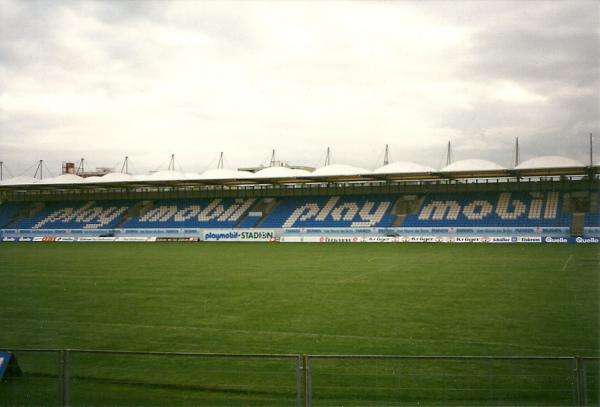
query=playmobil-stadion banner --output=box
[202,230,276,242]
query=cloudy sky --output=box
[0,0,598,176]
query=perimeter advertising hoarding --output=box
[364,236,398,243]
[319,236,363,243]
[516,236,542,243]
[115,237,151,242]
[453,236,484,243]
[202,230,275,242]
[77,237,117,242]
[574,236,600,243]
[487,237,514,243]
[155,237,196,242]
[407,236,440,243]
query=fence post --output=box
[303,354,311,407]
[578,357,587,407]
[59,350,70,407]
[581,359,587,407]
[296,355,302,407]
[573,356,586,407]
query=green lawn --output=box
[0,243,598,405]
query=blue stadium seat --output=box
[9,200,131,230]
[584,195,600,227]
[402,191,571,227]
[237,214,262,228]
[0,191,581,231]
[260,195,396,228]
[0,202,23,228]
[121,198,256,229]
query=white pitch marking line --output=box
[561,254,573,272]
[339,257,386,283]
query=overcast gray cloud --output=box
[0,0,598,176]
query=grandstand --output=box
[0,154,598,241]
[1,152,599,406]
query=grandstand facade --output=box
[0,156,598,242]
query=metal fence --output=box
[305,355,599,407]
[1,350,598,406]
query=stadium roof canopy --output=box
[0,157,595,191]
[254,166,311,178]
[0,175,39,185]
[36,174,84,184]
[441,159,506,172]
[515,155,586,176]
[91,172,134,183]
[373,161,436,174]
[311,164,370,177]
[194,168,253,180]
[83,176,104,183]
[438,159,507,179]
[134,170,191,182]
[516,155,583,169]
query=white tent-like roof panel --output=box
[134,171,190,182]
[373,161,436,174]
[441,159,506,172]
[82,176,104,183]
[254,167,311,178]
[516,156,584,169]
[36,174,85,185]
[310,164,370,177]
[195,168,253,180]
[184,172,202,179]
[95,172,135,183]
[0,175,39,186]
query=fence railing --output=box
[1,349,598,406]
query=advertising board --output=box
[202,230,276,242]
[516,236,542,243]
[155,237,197,242]
[115,237,150,242]
[453,236,484,243]
[77,237,116,242]
[487,237,514,243]
[407,236,439,243]
[574,236,600,244]
[318,236,363,243]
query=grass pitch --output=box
[0,243,598,405]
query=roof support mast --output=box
[77,158,85,175]
[121,156,129,174]
[168,154,175,171]
[383,144,390,166]
[590,133,593,166]
[325,147,331,166]
[446,141,453,166]
[0,161,3,181]
[514,137,520,167]
[34,160,43,180]
[217,152,224,169]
